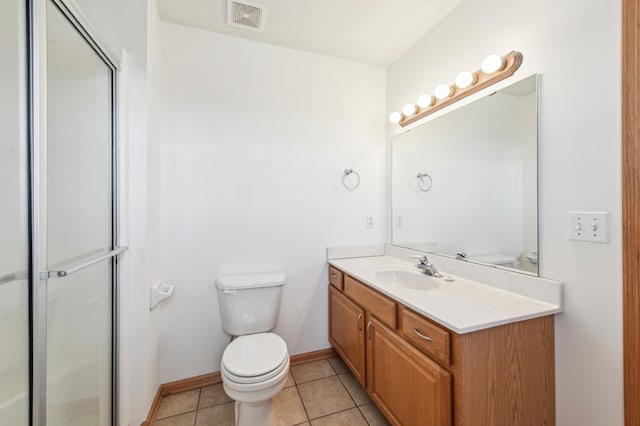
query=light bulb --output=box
[402,103,416,116]
[417,94,434,108]
[455,71,476,89]
[434,84,453,100]
[481,54,505,74]
[389,111,402,124]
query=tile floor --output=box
[153,357,390,426]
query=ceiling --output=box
[155,0,463,67]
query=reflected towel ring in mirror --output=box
[417,173,432,191]
[342,169,360,190]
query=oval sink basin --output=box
[374,270,439,291]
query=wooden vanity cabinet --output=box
[367,317,452,426]
[328,267,556,426]
[344,275,396,329]
[328,265,344,290]
[328,286,366,385]
[399,307,451,367]
[448,314,555,426]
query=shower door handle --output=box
[42,246,129,279]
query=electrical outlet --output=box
[396,216,404,228]
[366,215,374,229]
[568,211,609,243]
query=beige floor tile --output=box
[338,373,371,406]
[198,383,232,409]
[274,387,308,426]
[154,411,196,426]
[327,357,349,375]
[195,402,235,426]
[156,389,201,420]
[291,360,335,384]
[310,408,368,426]
[284,372,296,388]
[298,376,354,419]
[359,403,390,426]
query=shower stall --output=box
[1,0,125,424]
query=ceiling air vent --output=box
[227,0,266,32]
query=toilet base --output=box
[234,399,276,426]
[220,338,289,426]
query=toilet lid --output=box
[222,333,288,378]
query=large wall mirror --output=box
[391,74,538,275]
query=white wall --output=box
[155,22,386,383]
[387,1,622,424]
[143,0,163,419]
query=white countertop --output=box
[328,255,563,334]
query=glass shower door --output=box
[0,0,30,424]
[43,1,118,425]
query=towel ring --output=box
[417,173,432,192]
[342,169,360,190]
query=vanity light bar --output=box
[390,51,523,127]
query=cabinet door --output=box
[367,317,452,426]
[329,286,366,385]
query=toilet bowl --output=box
[468,253,520,268]
[215,273,288,426]
[221,333,289,426]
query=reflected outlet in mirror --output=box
[391,74,539,275]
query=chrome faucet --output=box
[410,255,442,278]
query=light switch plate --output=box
[568,211,609,243]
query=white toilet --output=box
[469,253,520,268]
[215,272,289,426]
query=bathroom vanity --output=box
[327,256,560,426]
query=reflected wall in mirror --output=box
[391,74,538,275]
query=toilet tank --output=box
[215,272,286,336]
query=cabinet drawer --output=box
[400,308,451,366]
[328,266,344,290]
[344,275,396,329]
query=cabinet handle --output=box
[330,273,337,278]
[412,328,433,342]
[357,313,363,330]
[366,321,373,339]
